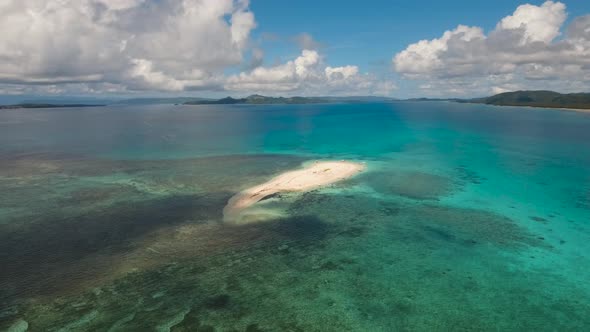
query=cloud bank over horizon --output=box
[0,0,254,93]
[0,0,394,97]
[0,0,588,98]
[393,1,590,96]
[225,49,396,96]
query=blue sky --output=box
[251,0,589,72]
[0,0,589,100]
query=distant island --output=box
[3,91,589,111]
[184,95,395,105]
[0,95,397,108]
[405,97,462,102]
[113,97,213,105]
[0,103,105,109]
[461,91,590,110]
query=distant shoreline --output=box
[456,101,590,114]
[2,101,589,115]
[3,90,590,114]
[457,90,590,113]
[0,104,105,110]
[184,95,396,105]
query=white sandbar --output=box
[223,161,365,223]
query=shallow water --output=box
[1,102,589,331]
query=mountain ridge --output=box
[461,90,590,110]
[184,95,396,105]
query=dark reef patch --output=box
[359,170,456,200]
[379,204,401,217]
[204,294,231,310]
[246,323,265,332]
[530,216,549,223]
[421,225,456,242]
[0,193,230,303]
[391,204,550,249]
[267,215,330,243]
[289,191,330,211]
[0,152,313,305]
[169,308,208,332]
[455,164,486,185]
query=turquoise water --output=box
[1,102,589,331]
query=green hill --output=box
[466,91,590,110]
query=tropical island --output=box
[184,94,395,105]
[460,90,590,110]
[183,91,590,110]
[3,91,590,111]
[184,94,323,105]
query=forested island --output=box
[184,95,331,105]
[3,91,589,111]
[462,91,590,110]
[184,95,395,105]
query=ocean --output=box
[1,102,589,331]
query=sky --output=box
[0,0,589,100]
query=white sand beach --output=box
[223,161,365,223]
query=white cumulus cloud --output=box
[0,0,396,96]
[0,0,256,91]
[226,50,396,95]
[393,1,590,96]
[497,1,566,44]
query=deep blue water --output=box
[1,102,589,331]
